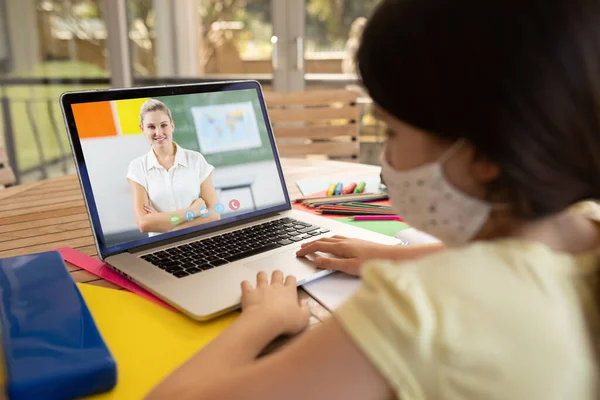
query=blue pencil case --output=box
[0,251,117,399]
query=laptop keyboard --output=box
[140,217,330,279]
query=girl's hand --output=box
[144,203,158,214]
[241,271,310,337]
[295,235,395,276]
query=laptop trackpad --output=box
[244,248,323,281]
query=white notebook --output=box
[302,272,362,311]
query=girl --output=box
[146,0,600,398]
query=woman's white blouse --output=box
[126,143,214,214]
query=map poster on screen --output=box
[191,101,263,154]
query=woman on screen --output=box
[127,99,220,235]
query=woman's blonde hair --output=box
[139,99,172,125]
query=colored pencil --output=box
[308,196,389,208]
[341,202,392,209]
[294,192,378,203]
[353,215,402,221]
[318,210,396,216]
[317,205,396,214]
[317,210,395,216]
[302,193,386,204]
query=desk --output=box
[0,158,381,323]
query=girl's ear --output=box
[472,152,501,183]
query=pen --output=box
[353,215,402,221]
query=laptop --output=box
[60,80,400,320]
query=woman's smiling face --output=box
[141,111,174,148]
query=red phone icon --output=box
[229,199,240,210]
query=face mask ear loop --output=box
[438,139,467,165]
[437,139,510,211]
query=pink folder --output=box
[57,247,178,312]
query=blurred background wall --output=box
[0,0,387,185]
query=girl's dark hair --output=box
[358,0,600,219]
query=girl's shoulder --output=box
[360,234,593,305]
[570,200,600,222]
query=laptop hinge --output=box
[126,210,284,254]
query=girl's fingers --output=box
[256,271,269,287]
[241,280,253,293]
[313,257,360,276]
[300,237,344,247]
[296,241,345,257]
[271,270,284,285]
[284,274,297,287]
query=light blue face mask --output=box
[381,140,497,246]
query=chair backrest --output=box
[263,90,360,162]
[0,146,16,187]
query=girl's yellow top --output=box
[335,201,600,399]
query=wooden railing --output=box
[0,77,384,185]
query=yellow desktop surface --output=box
[77,283,238,399]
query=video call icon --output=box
[214,203,225,214]
[184,210,196,221]
[169,214,181,225]
[199,206,210,218]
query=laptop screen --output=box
[68,85,289,256]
